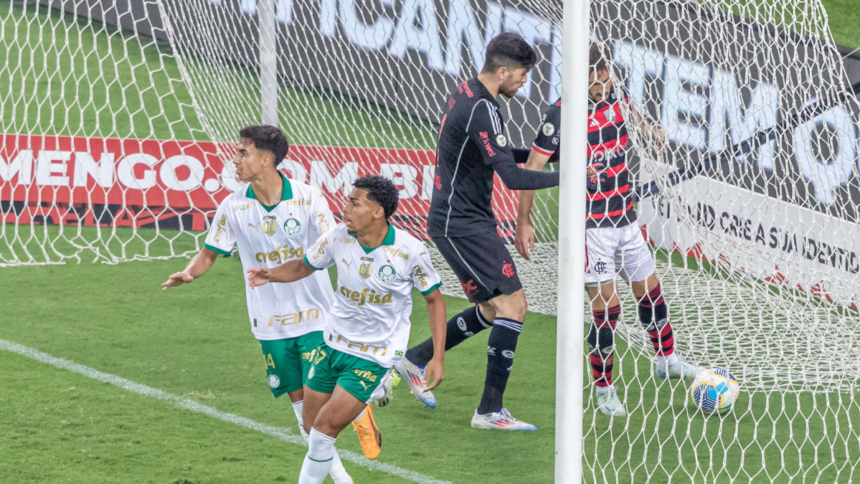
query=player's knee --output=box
[477,301,496,322]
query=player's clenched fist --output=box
[246,268,270,288]
[162,271,193,291]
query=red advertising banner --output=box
[0,134,519,239]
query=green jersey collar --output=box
[245,173,293,212]
[350,222,395,254]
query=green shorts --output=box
[305,344,390,404]
[259,331,325,398]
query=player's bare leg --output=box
[587,282,626,416]
[469,289,538,430]
[630,273,702,381]
[299,388,352,484]
[299,386,367,484]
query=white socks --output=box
[292,403,350,484]
[291,400,309,440]
[655,352,680,368]
[299,429,337,484]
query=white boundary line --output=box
[0,338,451,484]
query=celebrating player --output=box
[514,43,703,416]
[395,33,560,431]
[161,126,379,482]
[246,175,447,484]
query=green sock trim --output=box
[308,456,333,463]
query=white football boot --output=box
[596,386,627,417]
[374,372,399,408]
[395,357,436,409]
[470,408,538,431]
[655,359,704,382]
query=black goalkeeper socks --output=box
[477,318,522,414]
[405,306,492,366]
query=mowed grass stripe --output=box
[0,338,451,484]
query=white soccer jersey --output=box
[304,223,442,368]
[204,174,336,341]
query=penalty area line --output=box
[0,338,451,484]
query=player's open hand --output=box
[515,221,535,261]
[246,268,270,288]
[162,271,193,291]
[424,358,445,392]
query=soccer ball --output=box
[690,368,740,415]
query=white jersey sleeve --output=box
[304,226,337,270]
[410,246,442,296]
[310,189,336,241]
[204,200,236,255]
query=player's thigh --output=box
[587,282,619,311]
[312,385,370,438]
[616,224,656,287]
[585,226,619,289]
[486,288,527,321]
[302,386,332,434]
[259,338,303,398]
[432,233,523,304]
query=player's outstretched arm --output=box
[515,149,553,261]
[246,259,315,288]
[422,288,447,392]
[161,247,219,291]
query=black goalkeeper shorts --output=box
[432,232,523,304]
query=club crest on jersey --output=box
[378,264,396,283]
[542,122,555,136]
[495,134,507,147]
[268,374,280,388]
[283,218,301,236]
[262,215,278,237]
[605,106,616,123]
[359,257,374,280]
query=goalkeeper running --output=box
[515,44,704,416]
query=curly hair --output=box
[238,125,289,165]
[353,175,399,220]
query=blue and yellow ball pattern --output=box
[690,368,740,415]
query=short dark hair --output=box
[238,125,289,166]
[481,33,537,74]
[353,175,399,220]
[589,43,612,74]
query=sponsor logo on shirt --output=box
[332,334,388,357]
[213,214,228,242]
[267,307,320,327]
[334,237,356,244]
[282,199,312,206]
[457,80,473,98]
[233,202,254,212]
[255,245,304,264]
[479,131,496,157]
[382,247,409,259]
[315,211,328,233]
[339,286,393,306]
[312,238,328,258]
[414,265,429,288]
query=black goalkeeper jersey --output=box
[427,78,518,238]
[532,91,637,229]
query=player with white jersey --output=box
[247,175,447,484]
[515,45,703,417]
[161,126,374,483]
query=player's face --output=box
[498,66,530,98]
[588,69,613,103]
[232,139,270,182]
[342,188,384,234]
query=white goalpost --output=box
[3,0,860,482]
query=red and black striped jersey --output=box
[533,90,637,229]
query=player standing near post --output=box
[514,43,703,416]
[161,126,381,482]
[246,175,447,484]
[396,33,560,430]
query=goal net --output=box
[3,0,860,481]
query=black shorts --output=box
[432,232,523,304]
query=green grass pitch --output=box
[3,1,860,483]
